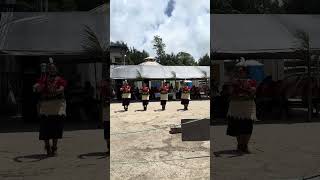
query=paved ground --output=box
[0,129,108,180]
[211,122,320,180]
[110,100,210,180]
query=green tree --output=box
[110,41,128,48]
[282,0,320,13]
[15,0,104,11]
[211,0,283,14]
[152,35,166,63]
[198,54,210,66]
[176,52,197,66]
[127,48,149,65]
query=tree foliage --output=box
[211,0,283,14]
[111,35,198,66]
[127,48,149,65]
[198,54,210,66]
[211,0,320,14]
[152,35,166,63]
[176,52,197,66]
[14,0,104,11]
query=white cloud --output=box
[110,0,210,61]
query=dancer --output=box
[33,58,67,157]
[160,81,169,110]
[226,66,257,153]
[140,83,150,111]
[120,81,131,111]
[181,82,191,110]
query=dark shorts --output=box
[104,121,110,140]
[226,116,253,137]
[161,100,167,105]
[39,115,64,140]
[142,100,149,106]
[181,99,189,105]
[122,98,130,106]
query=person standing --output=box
[226,66,257,153]
[140,83,150,111]
[120,81,131,111]
[33,58,67,157]
[181,82,191,110]
[160,82,169,111]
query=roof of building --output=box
[212,14,320,59]
[0,9,108,56]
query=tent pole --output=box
[94,63,98,100]
[307,50,312,122]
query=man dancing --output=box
[141,83,150,111]
[181,82,191,110]
[160,81,169,111]
[120,81,131,111]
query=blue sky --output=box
[110,0,210,61]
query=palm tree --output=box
[81,25,109,61]
[81,25,109,121]
[136,70,144,81]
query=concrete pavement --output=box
[110,100,210,180]
[211,123,320,180]
[0,129,108,180]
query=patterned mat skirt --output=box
[39,115,64,140]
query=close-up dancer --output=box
[33,58,67,157]
[226,66,257,153]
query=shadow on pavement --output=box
[213,150,244,158]
[181,119,210,141]
[154,109,164,112]
[78,152,107,159]
[13,154,49,163]
[212,118,320,126]
[135,110,146,112]
[0,120,103,133]
[113,110,126,113]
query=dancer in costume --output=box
[181,82,191,110]
[33,58,67,156]
[226,66,257,153]
[140,83,150,111]
[160,82,169,111]
[120,81,131,111]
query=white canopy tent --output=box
[110,65,210,80]
[236,60,264,67]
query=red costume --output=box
[182,86,191,94]
[120,84,131,94]
[36,76,67,99]
[141,86,150,95]
[160,84,169,94]
[232,79,257,98]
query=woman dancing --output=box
[33,59,67,156]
